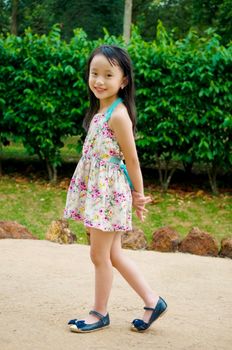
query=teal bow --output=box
[109,157,134,190]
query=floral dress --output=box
[64,98,132,232]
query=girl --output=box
[64,45,167,333]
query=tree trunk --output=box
[123,0,132,43]
[52,164,57,183]
[45,159,58,183]
[11,0,18,35]
[45,159,53,182]
[207,164,219,195]
[157,158,177,192]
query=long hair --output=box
[83,45,136,134]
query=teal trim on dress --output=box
[103,97,134,190]
[109,156,134,190]
[104,97,123,122]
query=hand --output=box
[132,191,151,222]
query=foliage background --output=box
[0,1,231,192]
[0,1,231,44]
[0,1,231,242]
[1,23,231,192]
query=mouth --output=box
[94,87,106,93]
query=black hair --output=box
[83,45,136,133]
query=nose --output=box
[95,76,104,85]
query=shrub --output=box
[0,23,231,191]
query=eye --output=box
[106,74,113,78]
[91,72,97,76]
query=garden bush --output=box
[0,25,90,181]
[0,23,231,191]
[128,23,232,193]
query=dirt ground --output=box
[0,239,231,350]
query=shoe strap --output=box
[144,297,163,311]
[89,310,105,320]
[144,306,155,311]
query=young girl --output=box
[64,45,167,333]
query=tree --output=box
[0,0,10,34]
[1,1,231,44]
[19,0,54,35]
[132,0,232,43]
[11,0,18,34]
[123,0,132,43]
[216,0,232,43]
[132,0,193,40]
[51,0,124,40]
[5,0,124,40]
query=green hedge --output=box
[0,25,90,181]
[129,24,232,193]
[0,23,231,192]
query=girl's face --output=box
[89,54,127,104]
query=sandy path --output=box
[0,239,231,350]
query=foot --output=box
[68,310,110,333]
[131,296,168,332]
[142,296,159,323]
[80,313,101,325]
[69,309,107,325]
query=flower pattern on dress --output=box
[64,111,132,232]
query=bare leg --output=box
[83,228,117,324]
[110,233,159,323]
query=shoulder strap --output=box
[104,97,122,122]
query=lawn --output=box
[0,140,231,245]
[0,175,231,245]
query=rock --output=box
[122,227,147,250]
[45,219,77,244]
[0,221,37,239]
[179,227,218,257]
[219,237,232,259]
[150,226,180,252]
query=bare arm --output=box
[110,110,143,194]
[110,110,151,221]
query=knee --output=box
[110,251,122,268]
[90,248,111,267]
[90,248,100,265]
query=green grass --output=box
[0,175,87,243]
[0,175,231,245]
[1,137,81,163]
[1,141,36,160]
[1,140,231,245]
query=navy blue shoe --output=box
[131,297,167,332]
[68,310,110,333]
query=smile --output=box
[94,87,106,93]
